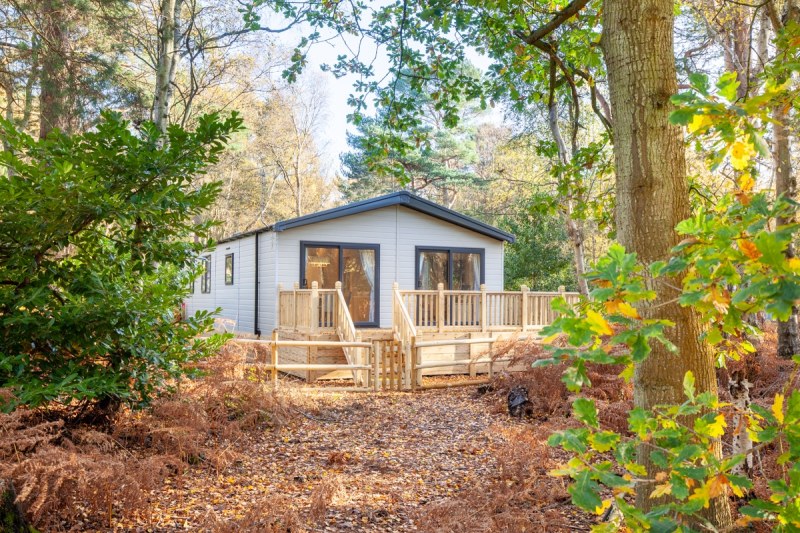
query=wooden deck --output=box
[235,281,580,390]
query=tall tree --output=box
[602,0,731,524]
[768,0,800,357]
[152,0,181,132]
[2,0,133,138]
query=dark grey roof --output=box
[218,191,516,244]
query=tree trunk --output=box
[547,60,590,296]
[601,0,732,527]
[38,0,71,139]
[152,0,181,133]
[773,90,800,357]
[773,2,800,359]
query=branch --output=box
[518,0,591,45]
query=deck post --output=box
[488,340,495,380]
[277,283,283,329]
[270,330,279,388]
[311,281,319,335]
[372,341,380,391]
[520,285,529,332]
[334,281,342,330]
[480,284,487,332]
[292,282,300,331]
[558,285,566,324]
[437,282,445,333]
[410,336,419,390]
[356,331,364,386]
[410,337,417,390]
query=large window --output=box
[201,255,211,293]
[301,242,379,327]
[224,254,234,285]
[416,247,484,290]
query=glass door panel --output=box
[418,251,449,290]
[304,246,339,289]
[342,248,376,324]
[452,252,481,290]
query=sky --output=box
[275,18,500,177]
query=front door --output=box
[302,242,379,327]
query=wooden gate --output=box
[373,339,406,391]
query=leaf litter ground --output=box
[120,379,591,532]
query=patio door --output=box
[301,242,379,327]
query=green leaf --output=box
[689,72,709,94]
[568,471,604,513]
[573,398,599,428]
[669,108,695,125]
[716,71,740,102]
[683,371,696,400]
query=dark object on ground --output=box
[476,384,494,396]
[0,479,29,532]
[507,385,533,418]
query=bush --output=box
[0,111,243,411]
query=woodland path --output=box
[134,385,515,531]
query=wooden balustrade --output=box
[277,282,579,336]
[393,282,418,390]
[277,282,338,332]
[334,282,365,384]
[397,284,579,332]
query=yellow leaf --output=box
[729,140,756,171]
[773,394,785,425]
[688,484,711,508]
[586,309,613,336]
[707,414,728,439]
[688,113,713,133]
[738,239,762,260]
[541,332,560,344]
[788,258,800,272]
[738,172,755,192]
[617,301,640,319]
[650,483,672,499]
[594,498,612,516]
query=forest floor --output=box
[118,379,590,532]
[3,329,792,532]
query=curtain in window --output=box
[471,253,481,290]
[359,249,376,322]
[419,253,431,289]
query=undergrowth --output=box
[0,343,314,530]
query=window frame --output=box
[299,241,381,328]
[224,253,234,285]
[414,246,486,290]
[201,255,212,293]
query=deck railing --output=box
[277,282,338,332]
[277,282,580,335]
[398,284,579,332]
[392,282,418,390]
[334,282,365,384]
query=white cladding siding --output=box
[274,207,398,329]
[395,207,505,292]
[274,206,505,328]
[258,231,278,334]
[184,235,257,334]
